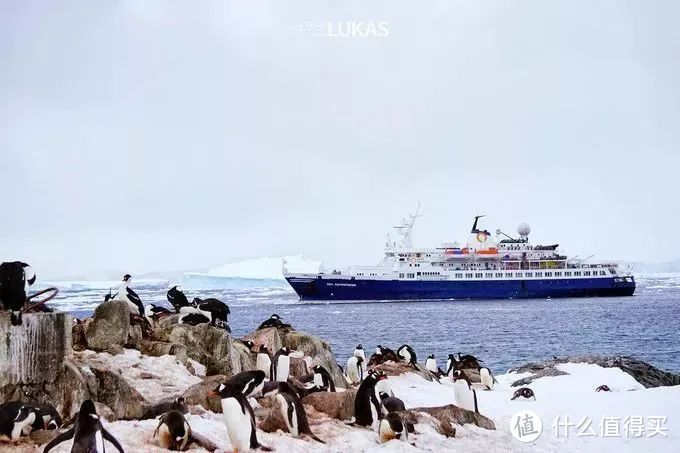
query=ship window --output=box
[555,272,561,277]
[475,273,483,278]
[399,273,404,278]
[574,271,581,276]
[600,270,606,276]
[505,273,513,278]
[485,273,493,279]
[536,272,543,277]
[565,272,571,276]
[455,273,463,278]
[399,258,405,261]
[495,273,503,278]
[515,272,522,278]
[584,271,590,276]
[417,272,421,276]
[407,273,415,278]
[526,272,533,277]
[465,273,473,278]
[545,272,552,277]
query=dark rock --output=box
[373,361,435,382]
[85,300,130,352]
[279,329,347,389]
[156,323,235,376]
[182,375,227,412]
[407,404,496,430]
[90,367,146,419]
[244,327,282,354]
[230,340,256,375]
[301,389,356,420]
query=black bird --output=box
[258,313,291,330]
[0,261,36,326]
[228,370,267,398]
[379,391,406,415]
[193,297,230,329]
[167,285,191,312]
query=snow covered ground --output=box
[37,361,680,452]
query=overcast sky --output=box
[1,0,679,279]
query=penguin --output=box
[141,396,188,420]
[353,371,381,429]
[379,392,406,416]
[256,345,272,379]
[311,365,336,392]
[43,399,125,453]
[153,410,191,451]
[425,354,438,373]
[457,352,482,369]
[112,274,144,317]
[452,370,479,413]
[275,382,324,442]
[209,382,271,452]
[445,353,458,378]
[511,387,536,401]
[0,403,36,440]
[368,345,399,366]
[346,355,364,384]
[596,385,611,392]
[228,370,267,398]
[478,367,496,390]
[0,261,36,326]
[240,340,255,351]
[353,344,366,361]
[258,313,290,330]
[378,412,409,444]
[396,344,417,367]
[1,401,62,434]
[145,304,172,321]
[374,370,393,399]
[193,297,230,330]
[167,285,191,312]
[271,347,291,382]
[178,305,211,326]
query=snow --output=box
[204,255,320,280]
[20,362,680,452]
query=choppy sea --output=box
[38,274,680,374]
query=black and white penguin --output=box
[374,370,394,399]
[1,401,62,434]
[256,345,272,379]
[43,399,125,453]
[445,353,458,378]
[112,274,144,317]
[240,340,255,351]
[368,345,399,366]
[193,297,230,330]
[209,382,271,452]
[275,382,324,442]
[353,344,366,361]
[478,367,496,390]
[0,403,36,440]
[271,347,291,382]
[167,285,191,312]
[145,304,172,321]
[596,385,611,392]
[229,370,267,399]
[346,355,364,384]
[452,370,479,413]
[153,410,191,451]
[425,354,438,374]
[311,365,336,392]
[141,396,188,420]
[378,412,409,444]
[0,261,36,326]
[511,387,536,401]
[396,344,417,366]
[353,371,381,429]
[379,391,406,416]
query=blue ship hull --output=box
[286,276,636,301]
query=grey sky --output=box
[2,0,679,279]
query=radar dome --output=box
[518,222,531,237]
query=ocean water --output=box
[41,274,680,374]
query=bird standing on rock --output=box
[167,285,191,312]
[0,261,36,326]
[112,274,144,317]
[193,297,230,330]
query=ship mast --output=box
[393,203,422,248]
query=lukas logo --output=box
[327,21,389,38]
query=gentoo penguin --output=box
[379,392,406,416]
[193,297,230,330]
[271,347,291,382]
[311,365,336,392]
[153,410,191,451]
[353,371,381,429]
[346,356,364,384]
[167,285,191,312]
[374,370,394,399]
[353,344,366,361]
[452,370,479,413]
[141,396,188,420]
[0,261,36,326]
[112,274,144,317]
[396,344,417,367]
[596,385,611,392]
[1,401,62,434]
[0,403,36,440]
[478,367,496,390]
[258,313,290,330]
[209,382,271,452]
[511,387,536,401]
[425,354,438,374]
[256,345,272,379]
[43,399,125,453]
[275,382,324,442]
[240,340,255,351]
[228,370,267,398]
[378,412,409,444]
[445,354,458,378]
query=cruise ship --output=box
[283,208,636,301]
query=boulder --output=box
[257,395,288,433]
[244,327,282,353]
[156,323,235,376]
[278,329,347,389]
[230,341,255,375]
[90,367,146,419]
[289,357,309,379]
[373,361,435,382]
[85,300,130,352]
[407,404,496,430]
[72,319,89,351]
[182,375,228,412]
[302,389,356,421]
[126,324,143,349]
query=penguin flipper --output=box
[42,427,75,452]
[153,413,166,438]
[102,427,126,453]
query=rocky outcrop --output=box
[182,375,227,412]
[279,329,347,389]
[90,367,146,419]
[302,389,356,420]
[156,323,235,376]
[244,327,282,354]
[373,361,436,382]
[407,404,496,430]
[230,340,255,375]
[508,355,680,388]
[85,300,130,352]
